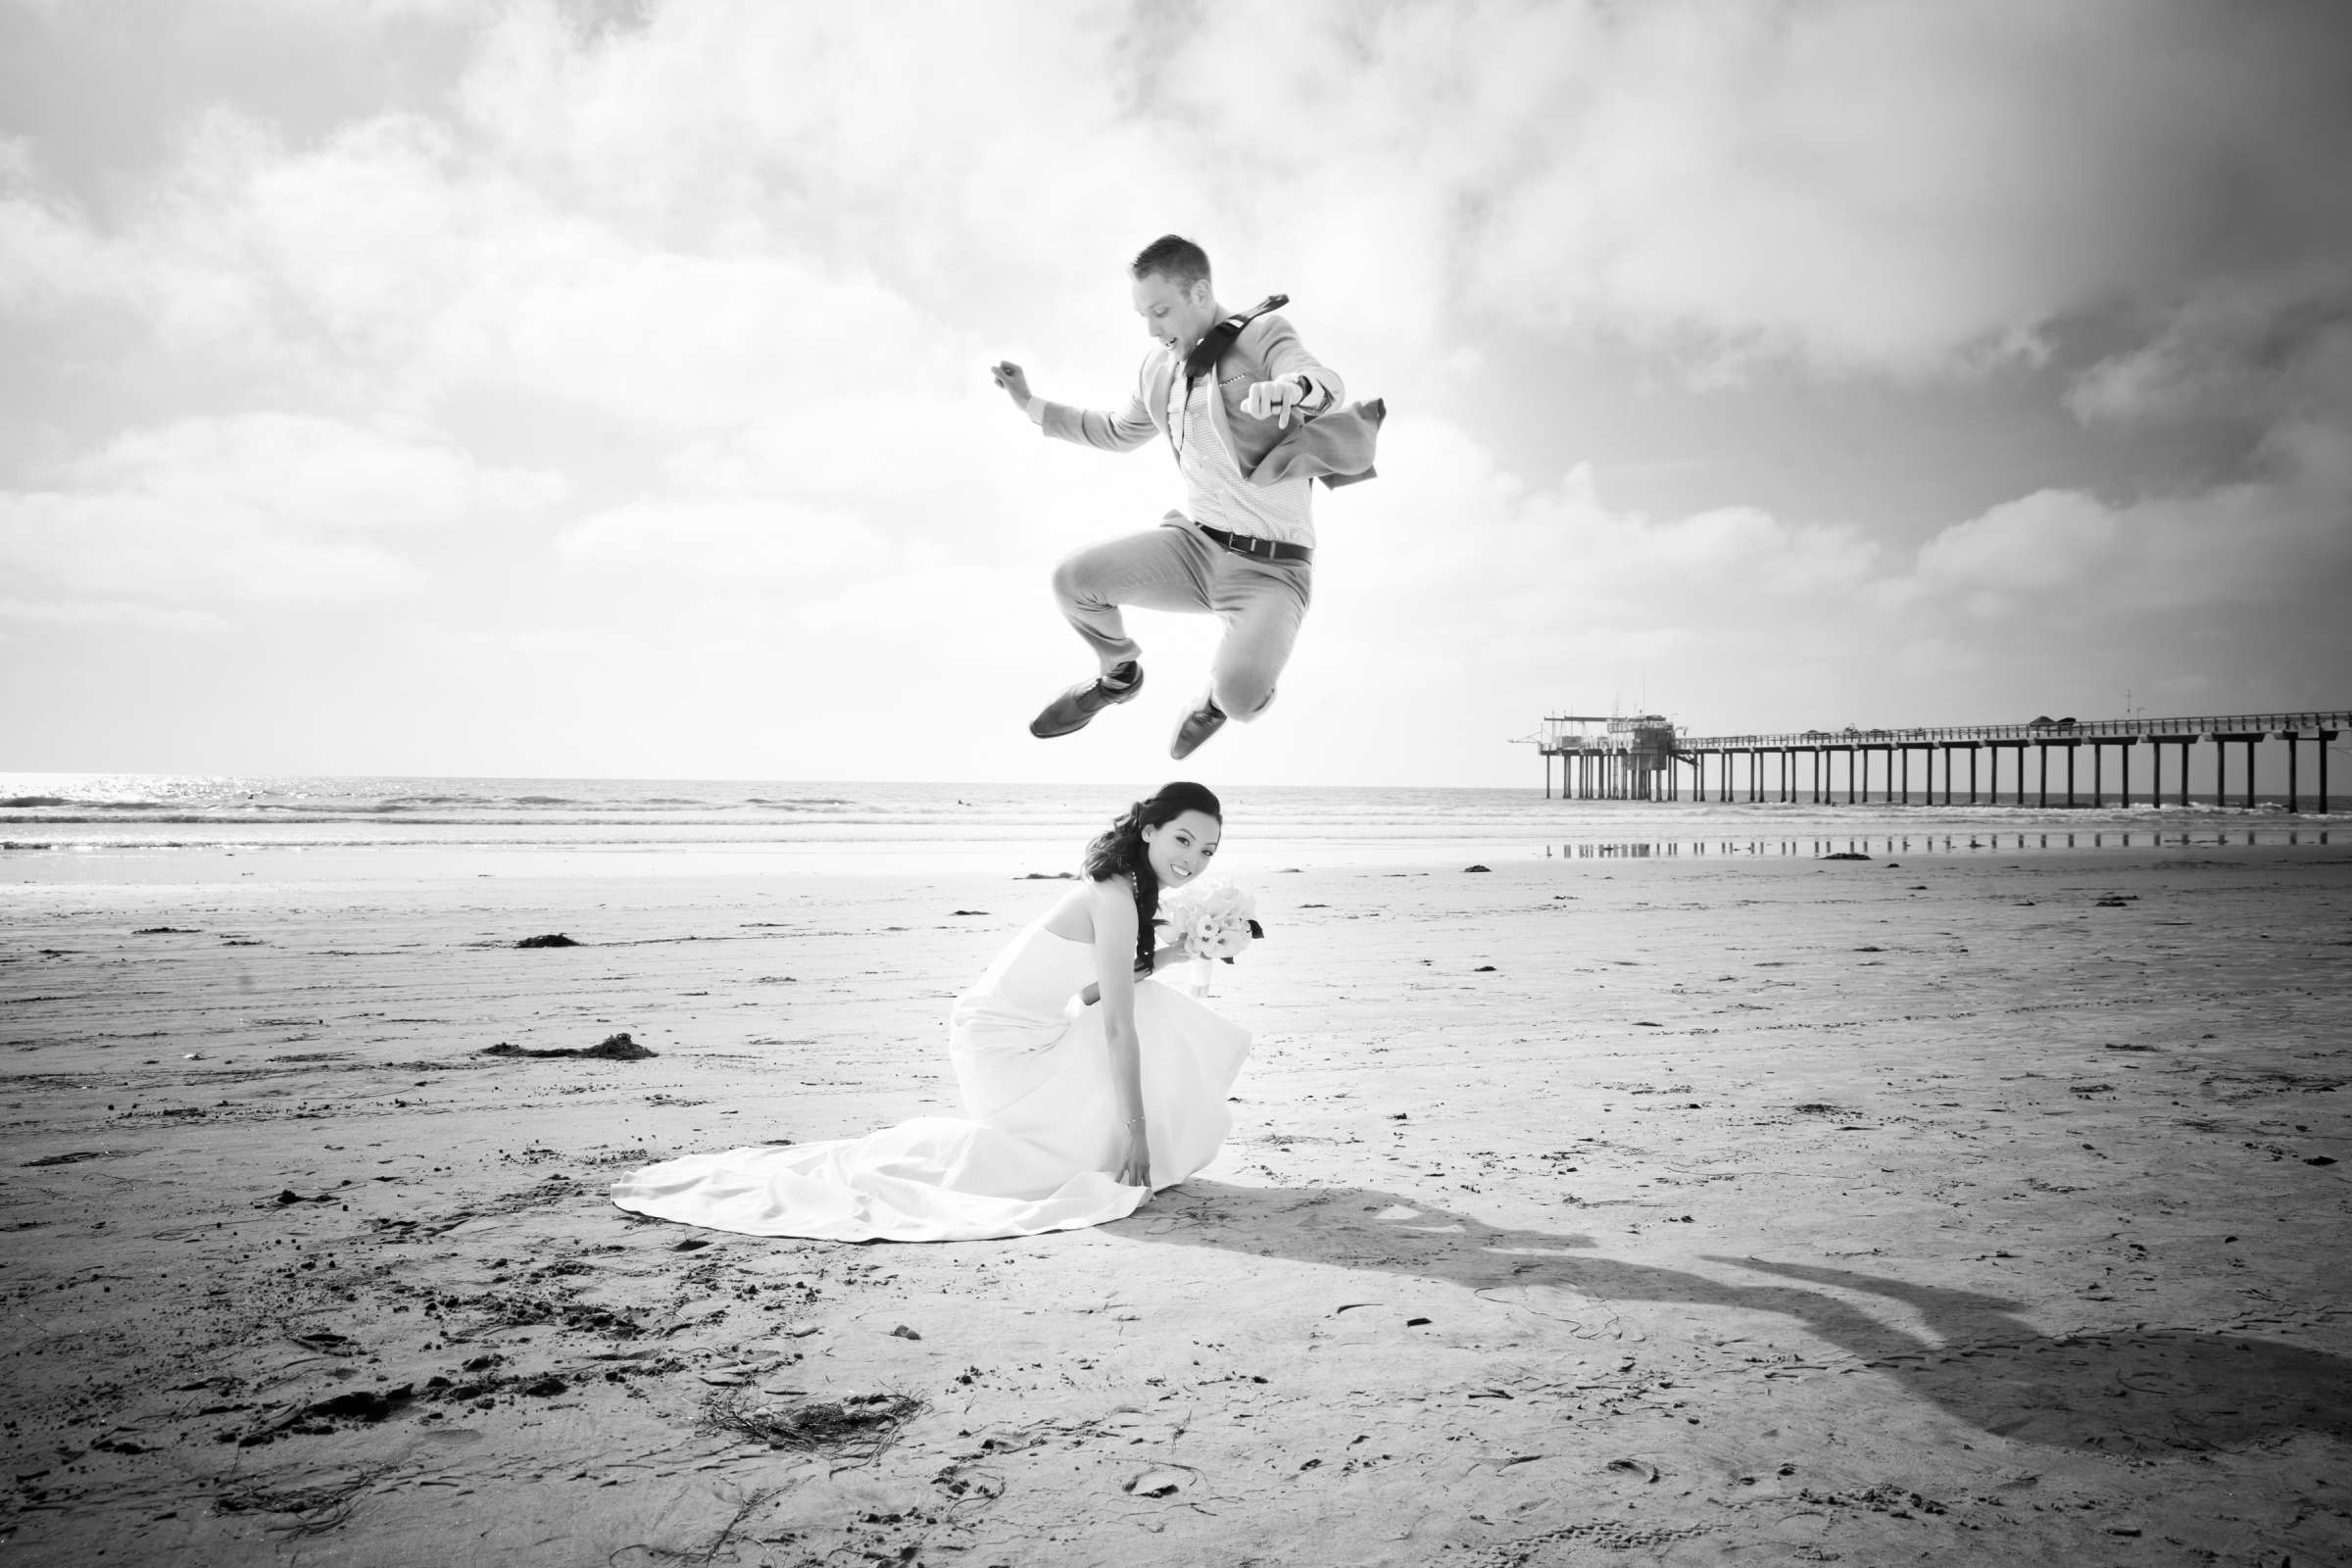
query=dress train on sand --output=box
[609,923,1250,1242]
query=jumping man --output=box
[990,234,1381,760]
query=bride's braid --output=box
[1082,782,1221,977]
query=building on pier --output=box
[1524,710,2349,811]
[1527,713,1682,801]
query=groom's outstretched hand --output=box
[990,361,1033,414]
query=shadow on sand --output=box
[1112,1181,2352,1454]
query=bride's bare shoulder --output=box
[1039,876,1127,942]
[1084,874,1137,935]
[1092,876,1139,934]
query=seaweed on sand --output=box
[699,1390,924,1464]
[479,1032,656,1060]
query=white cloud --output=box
[20,1,2346,421]
[1916,440,2352,619]
[1136,0,2352,382]
[453,1,1177,296]
[411,200,946,427]
[0,597,229,632]
[2,102,948,427]
[1323,415,1883,651]
[2070,281,2352,429]
[1915,490,2124,603]
[666,399,1019,507]
[557,496,887,581]
[1920,298,2352,622]
[0,413,562,605]
[65,412,564,530]
[13,1,2351,391]
[0,490,428,604]
[0,183,118,311]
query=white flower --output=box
[1161,878,1257,961]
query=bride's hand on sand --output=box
[990,361,1032,412]
[1113,1123,1151,1189]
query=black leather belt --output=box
[1198,523,1312,564]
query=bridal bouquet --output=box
[1159,878,1263,996]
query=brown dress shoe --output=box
[1169,695,1227,760]
[1030,662,1144,739]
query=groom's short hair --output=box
[1132,234,1211,289]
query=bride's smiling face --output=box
[1141,809,1220,889]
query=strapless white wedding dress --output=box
[609,924,1251,1241]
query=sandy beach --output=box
[4,841,2349,1566]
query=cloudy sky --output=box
[4,0,2347,788]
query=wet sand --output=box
[3,844,2349,1565]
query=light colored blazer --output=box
[1035,313,1382,488]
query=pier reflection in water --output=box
[1543,828,2335,859]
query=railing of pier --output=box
[1668,710,2352,751]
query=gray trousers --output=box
[1049,517,1312,720]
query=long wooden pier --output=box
[1529,710,2348,811]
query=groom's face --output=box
[1132,270,1215,356]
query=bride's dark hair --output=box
[1083,781,1222,976]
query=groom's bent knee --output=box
[1212,669,1278,721]
[1049,552,1097,610]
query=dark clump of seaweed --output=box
[302,1385,414,1423]
[480,1032,655,1060]
[700,1390,925,1464]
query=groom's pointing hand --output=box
[1243,374,1306,428]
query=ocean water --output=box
[0,773,2336,879]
